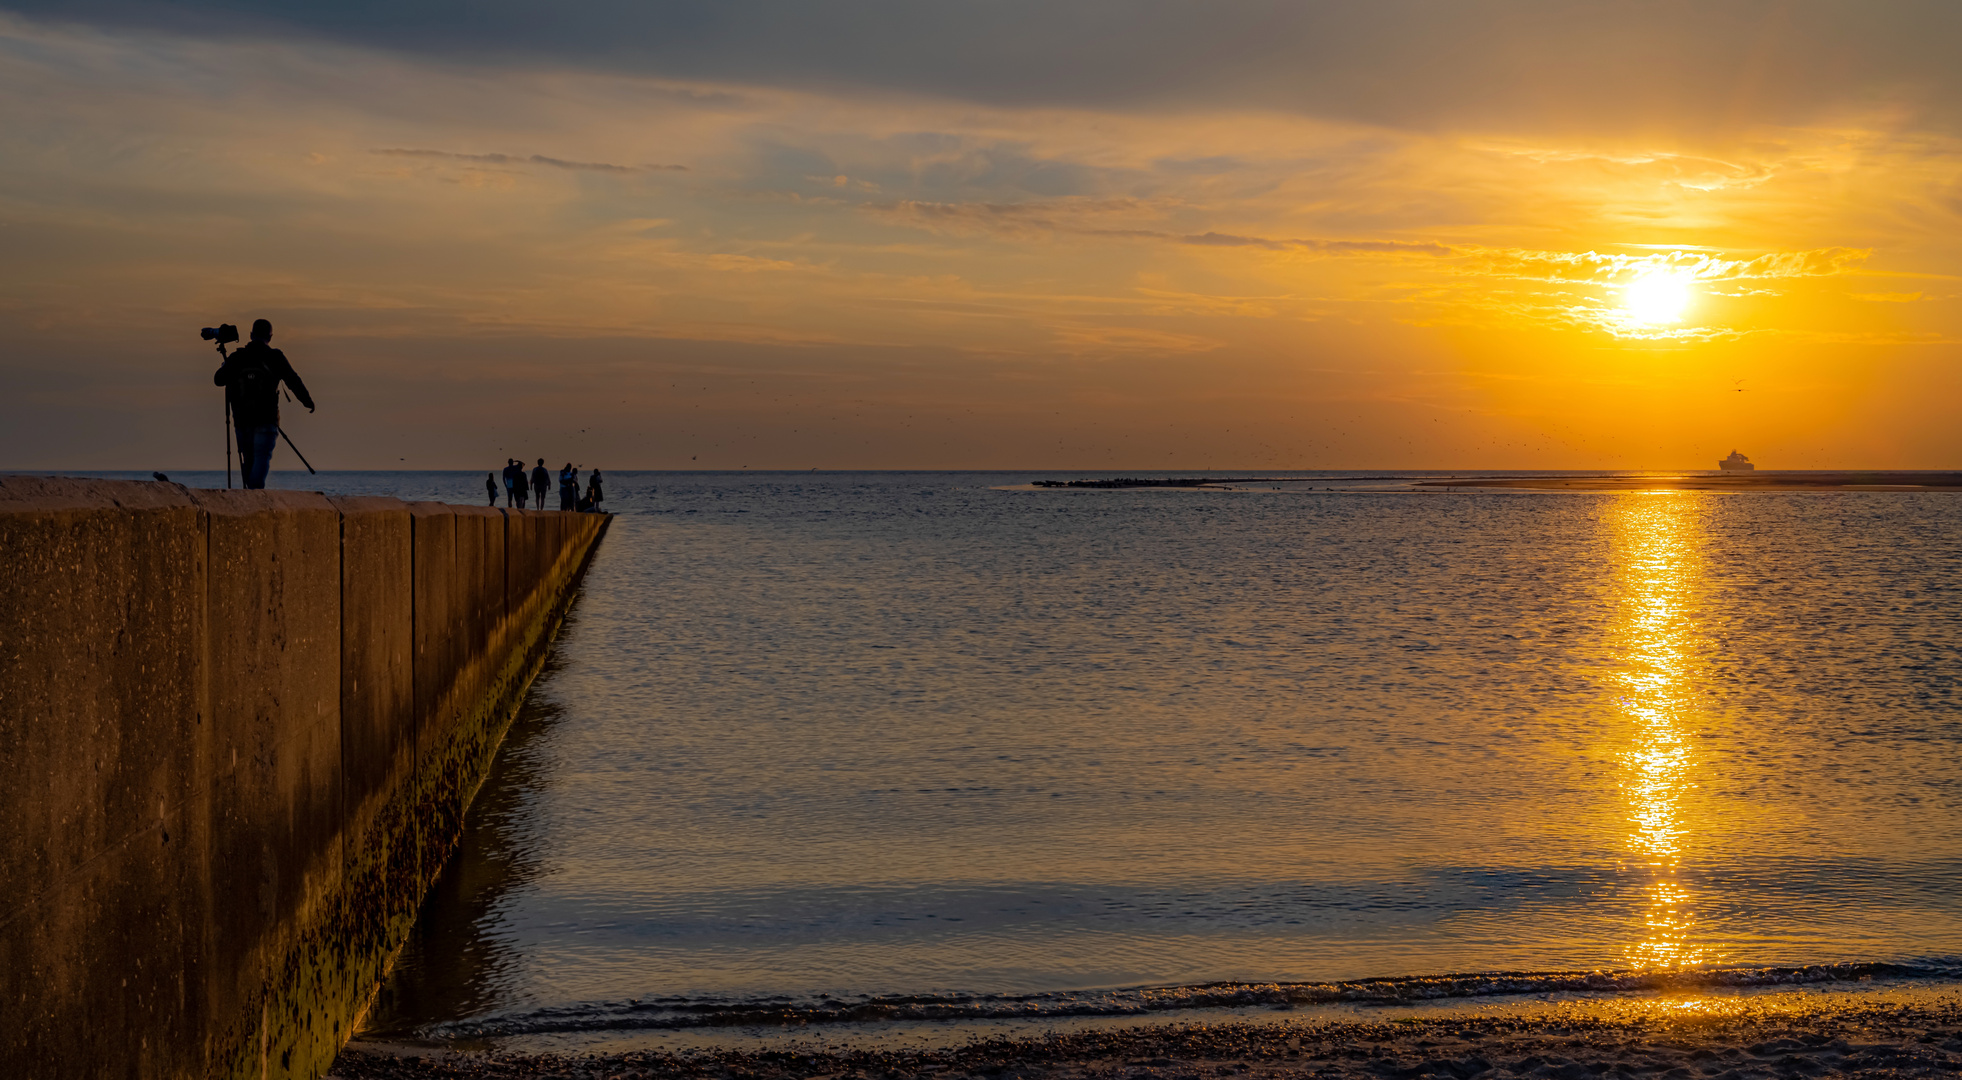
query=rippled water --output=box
[80,470,1962,1038]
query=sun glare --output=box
[1622,270,1693,325]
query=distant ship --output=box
[1719,450,1754,472]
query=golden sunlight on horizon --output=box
[1609,492,1714,971]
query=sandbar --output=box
[1417,472,1962,492]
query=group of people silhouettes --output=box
[491,459,604,512]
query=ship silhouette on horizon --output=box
[1719,449,1755,471]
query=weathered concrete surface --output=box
[414,505,508,887]
[0,479,609,1080]
[195,488,345,1080]
[0,478,208,1080]
[329,496,418,1079]
[405,502,459,893]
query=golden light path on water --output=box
[1608,492,1711,971]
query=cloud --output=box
[869,200,1450,256]
[12,1,1962,139]
[1051,324,1222,354]
[1724,248,1872,280]
[1471,145,1781,192]
[373,148,686,172]
[1460,246,1871,285]
[1166,232,1449,256]
[864,198,1152,238]
[874,198,1866,279]
[1086,229,1450,257]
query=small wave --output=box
[425,961,1959,1038]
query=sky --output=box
[3,1,1960,471]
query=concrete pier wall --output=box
[0,478,609,1079]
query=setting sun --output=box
[1623,270,1694,325]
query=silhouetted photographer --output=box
[213,319,314,489]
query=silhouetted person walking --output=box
[559,463,577,511]
[502,459,520,506]
[587,469,604,511]
[531,459,550,509]
[213,319,312,489]
[486,471,499,505]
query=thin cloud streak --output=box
[373,148,688,172]
[1459,247,1872,285]
[869,200,1451,255]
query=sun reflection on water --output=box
[1609,492,1712,970]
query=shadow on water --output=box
[356,613,584,1037]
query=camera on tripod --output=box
[201,324,240,346]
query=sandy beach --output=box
[331,988,1962,1080]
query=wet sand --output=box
[1416,472,1962,492]
[331,990,1962,1080]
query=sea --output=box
[61,470,1962,1047]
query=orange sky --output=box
[2,4,1959,469]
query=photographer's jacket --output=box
[214,342,313,428]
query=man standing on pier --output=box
[531,459,551,509]
[213,319,313,489]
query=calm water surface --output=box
[78,470,1962,1036]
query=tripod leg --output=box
[277,427,316,474]
[219,341,234,490]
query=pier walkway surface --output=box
[0,477,609,1079]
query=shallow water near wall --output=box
[77,470,1962,1046]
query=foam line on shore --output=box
[377,962,1958,1041]
[333,981,1962,1077]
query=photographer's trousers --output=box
[236,424,279,489]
